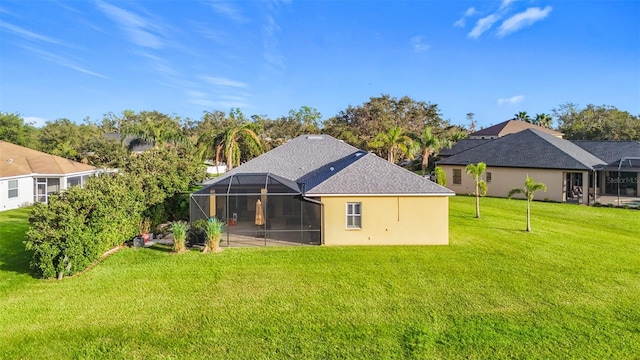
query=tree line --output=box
[1,96,639,174]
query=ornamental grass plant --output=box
[170,221,189,253]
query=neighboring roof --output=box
[205,134,453,196]
[0,141,97,178]
[470,119,563,138]
[437,129,606,170]
[104,133,153,153]
[571,140,640,164]
[438,139,491,157]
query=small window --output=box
[453,169,462,185]
[8,180,18,198]
[486,172,492,183]
[68,176,82,188]
[346,202,362,229]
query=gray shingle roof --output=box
[205,134,453,196]
[439,139,491,157]
[571,140,640,164]
[437,129,606,170]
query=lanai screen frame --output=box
[190,173,322,246]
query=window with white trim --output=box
[453,169,462,185]
[346,202,362,229]
[8,180,18,198]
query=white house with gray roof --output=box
[191,135,454,246]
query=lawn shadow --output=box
[0,233,36,277]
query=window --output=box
[68,176,82,188]
[453,169,462,185]
[486,172,492,183]
[346,202,362,229]
[8,180,18,198]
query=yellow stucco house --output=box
[437,128,640,205]
[190,135,454,246]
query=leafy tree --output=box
[552,103,640,140]
[257,106,322,149]
[368,126,413,164]
[465,162,487,218]
[120,110,186,148]
[535,113,553,128]
[0,112,39,147]
[514,111,532,123]
[507,176,547,232]
[323,94,448,149]
[410,127,450,176]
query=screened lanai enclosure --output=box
[190,173,322,247]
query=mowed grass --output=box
[0,197,638,359]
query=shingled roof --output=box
[438,139,491,157]
[437,129,605,170]
[0,141,97,178]
[205,135,453,196]
[470,119,563,138]
[571,140,640,165]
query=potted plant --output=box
[171,221,189,253]
[139,217,152,244]
[203,218,224,253]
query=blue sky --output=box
[1,0,638,129]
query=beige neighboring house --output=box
[469,119,564,139]
[437,129,640,204]
[0,141,102,212]
[191,135,454,246]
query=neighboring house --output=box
[469,119,563,139]
[437,129,640,204]
[191,135,454,246]
[0,141,102,212]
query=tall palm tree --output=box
[514,111,532,123]
[465,162,487,218]
[220,123,263,170]
[368,126,413,164]
[535,113,553,128]
[507,176,547,232]
[410,127,451,176]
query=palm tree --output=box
[535,113,553,128]
[410,127,450,176]
[368,126,413,164]
[124,111,186,149]
[465,162,487,218]
[507,176,547,232]
[220,123,263,170]
[197,123,263,171]
[514,111,532,123]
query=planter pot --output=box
[133,237,145,247]
[142,233,150,243]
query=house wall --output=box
[439,165,586,203]
[0,176,34,211]
[321,196,449,245]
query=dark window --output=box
[453,169,462,185]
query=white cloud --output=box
[95,1,165,49]
[0,21,66,45]
[497,95,525,105]
[499,0,516,11]
[468,14,501,39]
[23,116,49,128]
[454,7,477,28]
[410,36,430,52]
[203,76,248,88]
[18,44,107,78]
[497,6,552,37]
[208,0,248,23]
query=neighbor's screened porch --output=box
[190,173,322,247]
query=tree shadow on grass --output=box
[0,226,35,277]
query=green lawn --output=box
[0,197,638,359]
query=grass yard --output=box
[0,197,638,359]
